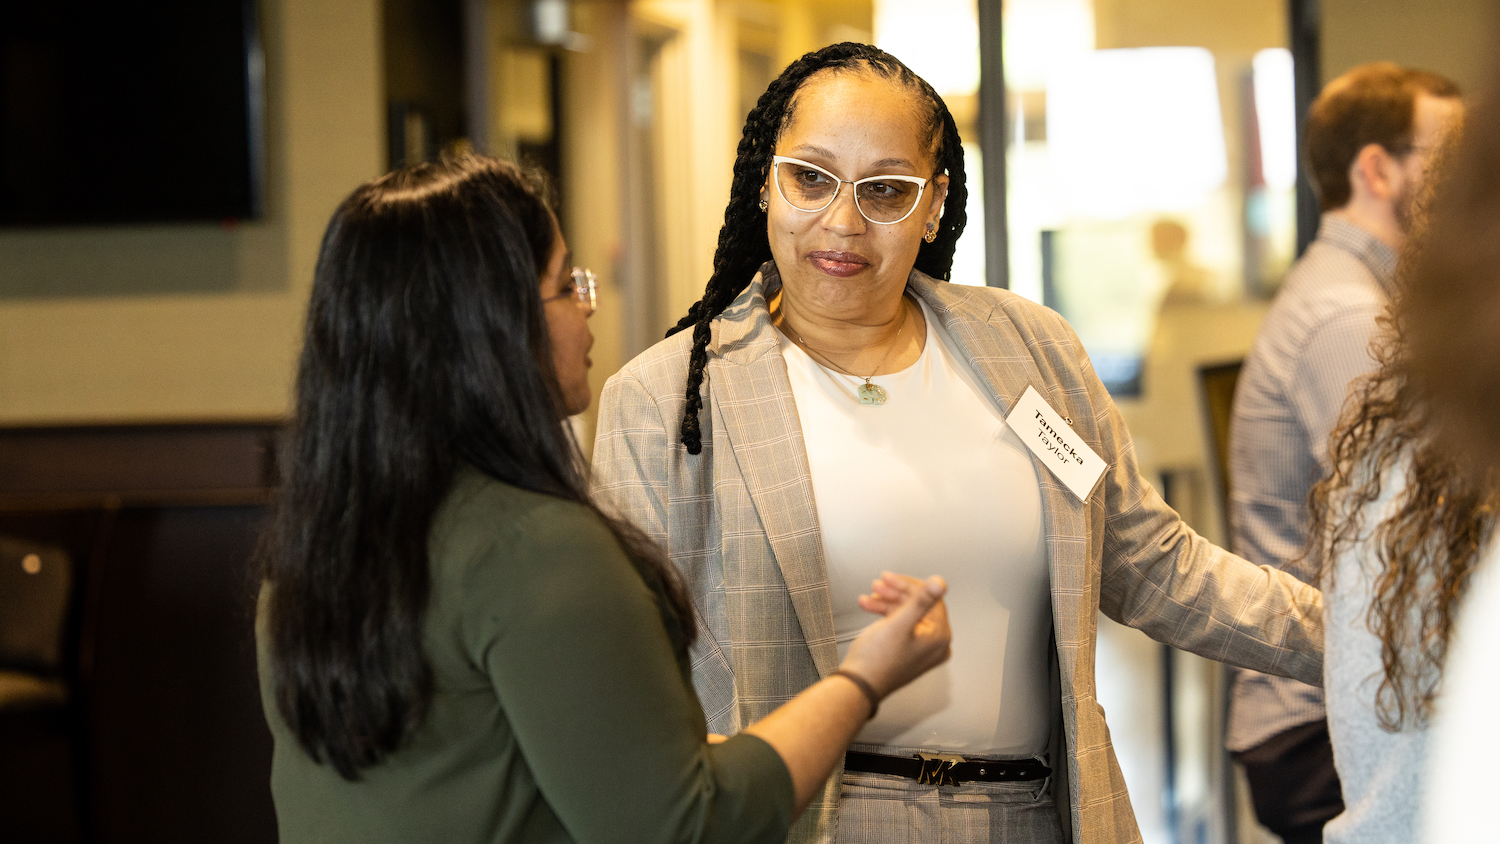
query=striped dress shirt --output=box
[1225,215,1396,752]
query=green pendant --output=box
[858,381,888,406]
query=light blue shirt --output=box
[1225,215,1397,751]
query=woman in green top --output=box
[255,155,952,844]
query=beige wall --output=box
[1322,0,1497,92]
[0,0,879,429]
[0,0,383,424]
[562,1,630,444]
[10,0,1491,427]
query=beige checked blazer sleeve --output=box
[591,265,1323,844]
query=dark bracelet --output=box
[828,669,881,720]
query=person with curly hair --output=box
[1302,115,1489,844]
[1384,42,1500,844]
[592,43,1325,843]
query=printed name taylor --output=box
[1033,410,1083,465]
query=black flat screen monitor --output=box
[0,1,265,227]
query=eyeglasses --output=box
[771,155,929,224]
[543,267,597,313]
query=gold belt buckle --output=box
[916,753,964,786]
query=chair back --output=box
[1196,360,1243,549]
[0,536,72,675]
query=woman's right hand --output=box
[740,572,951,813]
[839,572,952,700]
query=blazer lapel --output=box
[910,276,1034,415]
[708,270,840,677]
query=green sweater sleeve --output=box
[457,498,794,844]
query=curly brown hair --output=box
[1405,56,1500,472]
[1307,126,1497,732]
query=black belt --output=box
[843,750,1051,787]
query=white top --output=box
[1421,534,1500,843]
[1323,459,1432,844]
[778,298,1052,757]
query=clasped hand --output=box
[842,571,952,700]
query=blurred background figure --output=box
[1152,219,1213,307]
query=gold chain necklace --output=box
[790,301,909,406]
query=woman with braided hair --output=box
[593,43,1324,843]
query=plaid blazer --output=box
[592,264,1324,843]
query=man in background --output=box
[1226,62,1461,844]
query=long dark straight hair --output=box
[261,155,694,780]
[667,42,969,454]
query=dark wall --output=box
[384,0,465,169]
[0,423,281,843]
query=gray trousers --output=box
[832,770,1066,843]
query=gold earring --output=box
[923,223,937,243]
[759,197,769,212]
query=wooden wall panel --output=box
[0,422,281,844]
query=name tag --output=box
[1006,385,1106,501]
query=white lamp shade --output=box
[1254,48,1298,192]
[1047,47,1228,218]
[874,0,979,97]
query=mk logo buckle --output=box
[916,753,964,786]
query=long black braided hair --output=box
[666,42,968,454]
